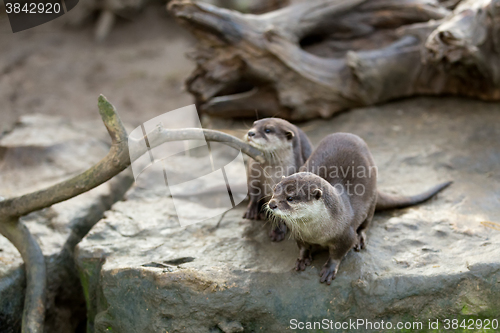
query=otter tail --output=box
[376,181,452,211]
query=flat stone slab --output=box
[76,97,500,333]
[0,115,132,333]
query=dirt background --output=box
[0,2,196,134]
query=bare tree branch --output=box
[0,217,46,333]
[0,95,264,219]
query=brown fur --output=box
[243,118,313,242]
[268,133,451,284]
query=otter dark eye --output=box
[287,196,293,202]
[265,128,271,133]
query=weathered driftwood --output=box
[63,0,286,41]
[0,95,263,332]
[211,0,289,14]
[169,0,500,121]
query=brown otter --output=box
[267,133,451,284]
[243,118,313,242]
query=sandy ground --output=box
[0,3,196,134]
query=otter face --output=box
[267,173,323,221]
[244,118,295,152]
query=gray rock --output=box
[0,115,133,333]
[77,97,500,332]
[217,320,244,333]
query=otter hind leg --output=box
[354,201,376,251]
[354,231,366,252]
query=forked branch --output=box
[0,95,264,219]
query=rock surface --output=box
[0,115,133,333]
[77,97,500,333]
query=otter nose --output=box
[247,131,255,137]
[269,200,278,210]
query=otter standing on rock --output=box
[267,133,451,284]
[243,118,313,242]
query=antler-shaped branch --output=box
[0,95,264,332]
[0,96,263,219]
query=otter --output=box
[243,118,313,242]
[267,133,451,284]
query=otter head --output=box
[266,172,326,222]
[244,118,295,152]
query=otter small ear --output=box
[313,188,322,200]
[285,131,294,140]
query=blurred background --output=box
[1,0,195,133]
[0,0,291,134]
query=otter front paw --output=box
[243,202,259,220]
[320,261,338,285]
[295,256,312,271]
[269,223,287,242]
